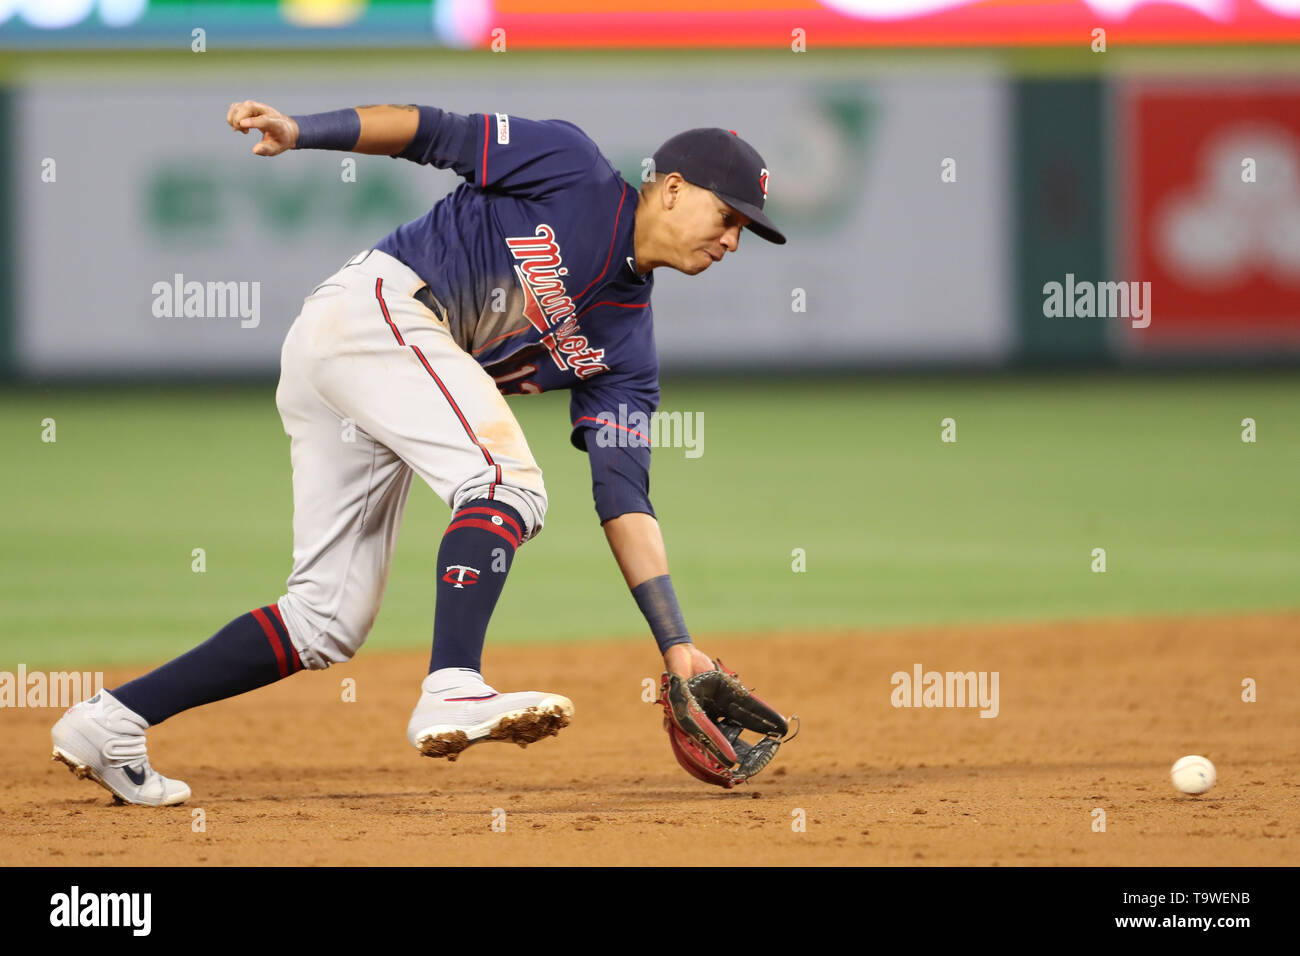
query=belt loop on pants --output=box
[344,249,373,268]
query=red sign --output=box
[1122,82,1300,348]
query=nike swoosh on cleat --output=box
[123,764,147,786]
[443,693,500,702]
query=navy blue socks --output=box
[428,499,523,674]
[111,604,302,726]
[110,498,525,723]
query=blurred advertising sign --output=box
[14,70,1010,377]
[0,0,444,47]
[1119,82,1300,352]
[4,0,1300,48]
[495,0,1300,48]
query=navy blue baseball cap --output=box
[652,128,786,245]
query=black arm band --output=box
[632,574,691,655]
[290,109,361,151]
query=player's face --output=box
[672,184,750,275]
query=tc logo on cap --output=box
[759,167,769,198]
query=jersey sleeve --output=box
[568,362,660,452]
[397,106,602,200]
[569,370,661,523]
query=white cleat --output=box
[407,671,573,762]
[50,691,191,807]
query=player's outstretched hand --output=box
[656,657,796,789]
[227,100,299,156]
[662,643,716,679]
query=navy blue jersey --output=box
[374,108,659,458]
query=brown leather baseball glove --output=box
[657,659,796,789]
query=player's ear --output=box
[660,173,686,210]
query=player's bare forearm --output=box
[602,513,713,678]
[351,105,421,154]
[601,512,668,589]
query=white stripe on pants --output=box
[273,250,547,670]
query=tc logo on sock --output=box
[442,565,481,589]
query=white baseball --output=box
[1171,755,1216,795]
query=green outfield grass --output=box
[1,373,1297,669]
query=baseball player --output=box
[51,101,789,806]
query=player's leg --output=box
[51,259,413,804]
[269,278,415,673]
[127,276,412,686]
[312,250,570,759]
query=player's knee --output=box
[276,590,377,670]
[307,620,368,669]
[455,479,548,543]
[514,484,548,540]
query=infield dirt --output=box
[3,613,1297,866]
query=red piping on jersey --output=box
[573,414,649,444]
[472,324,530,355]
[572,182,630,301]
[481,114,490,187]
[375,277,501,499]
[576,299,649,319]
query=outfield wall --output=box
[2,53,1299,378]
